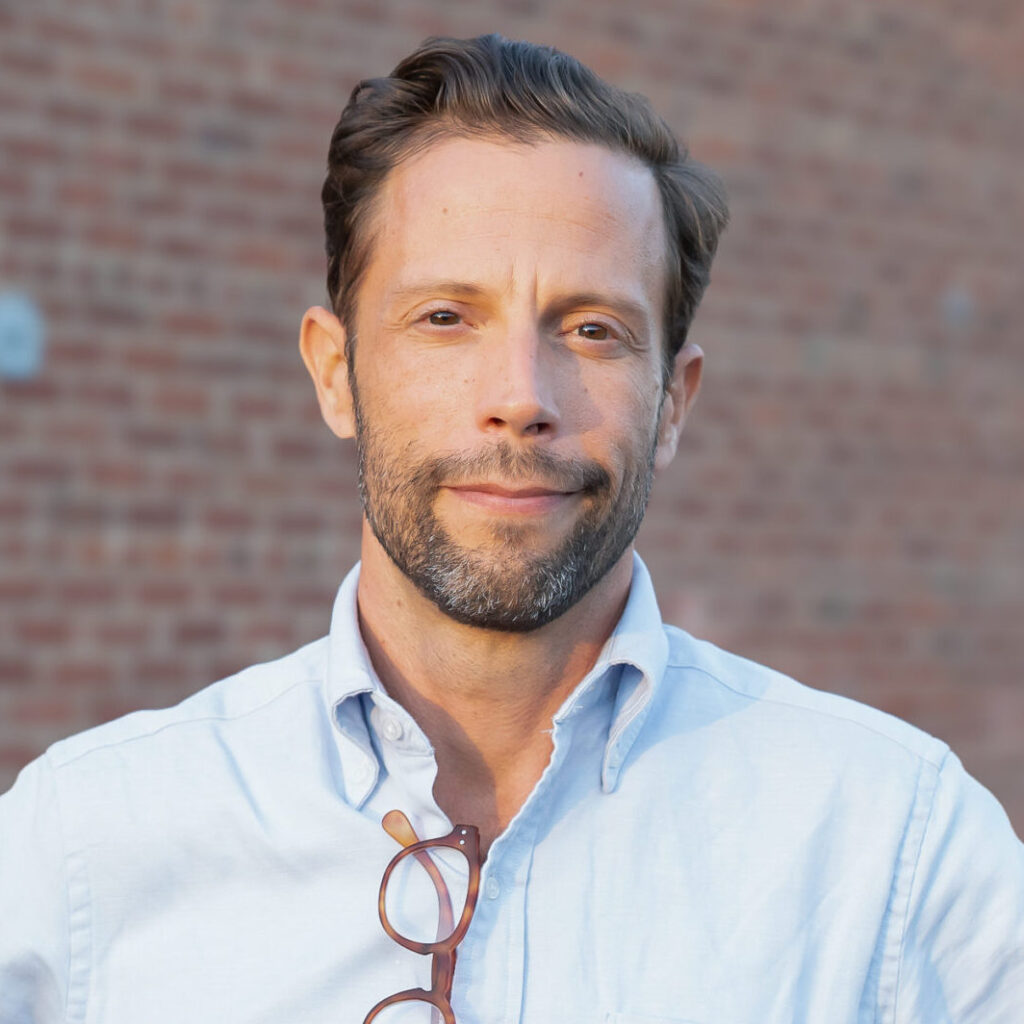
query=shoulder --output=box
[653,628,1024,1015]
[46,636,330,773]
[658,624,950,770]
[11,637,335,862]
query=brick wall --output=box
[1,0,1021,834]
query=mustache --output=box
[413,443,611,495]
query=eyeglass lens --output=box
[384,843,472,946]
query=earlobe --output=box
[299,305,355,440]
[654,342,703,473]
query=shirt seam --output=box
[887,749,949,1023]
[43,750,86,1024]
[49,671,325,771]
[665,658,949,768]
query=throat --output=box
[431,734,555,858]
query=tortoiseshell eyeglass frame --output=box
[362,809,482,1024]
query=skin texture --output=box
[301,137,703,853]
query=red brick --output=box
[123,111,184,141]
[54,661,117,688]
[212,582,266,608]
[96,621,150,646]
[9,457,74,485]
[29,13,96,46]
[90,461,150,489]
[0,44,57,78]
[135,659,189,688]
[0,659,34,687]
[56,180,113,208]
[45,99,106,130]
[16,619,73,645]
[69,60,141,97]
[137,579,192,605]
[125,502,185,530]
[203,505,256,531]
[174,620,226,646]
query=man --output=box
[1,34,1021,1024]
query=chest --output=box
[446,823,889,1024]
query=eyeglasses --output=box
[363,810,482,1024]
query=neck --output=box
[356,527,633,853]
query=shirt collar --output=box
[548,553,669,793]
[323,552,669,799]
[324,561,379,709]
[321,564,381,808]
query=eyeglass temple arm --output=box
[381,810,456,939]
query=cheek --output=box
[568,355,659,432]
[579,388,662,481]
[609,369,663,440]
[357,351,446,429]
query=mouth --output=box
[454,482,573,497]
[442,481,581,515]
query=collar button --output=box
[380,716,403,742]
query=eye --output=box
[427,310,460,326]
[575,322,610,341]
[563,316,638,358]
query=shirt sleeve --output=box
[0,755,71,1024]
[895,751,1024,1023]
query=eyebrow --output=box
[388,280,490,305]
[546,291,655,330]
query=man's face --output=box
[339,136,697,630]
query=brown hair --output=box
[322,34,728,375]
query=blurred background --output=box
[1,0,1021,834]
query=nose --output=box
[475,323,560,438]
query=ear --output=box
[299,305,355,440]
[653,342,703,473]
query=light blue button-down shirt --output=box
[2,557,1022,1023]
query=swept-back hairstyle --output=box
[322,34,728,374]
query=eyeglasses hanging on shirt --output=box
[363,809,482,1024]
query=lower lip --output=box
[444,488,575,515]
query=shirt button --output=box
[380,716,403,742]
[484,877,500,900]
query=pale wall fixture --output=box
[0,291,46,381]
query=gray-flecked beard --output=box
[352,389,657,633]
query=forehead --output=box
[361,135,668,311]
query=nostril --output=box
[478,384,558,436]
[485,416,552,435]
